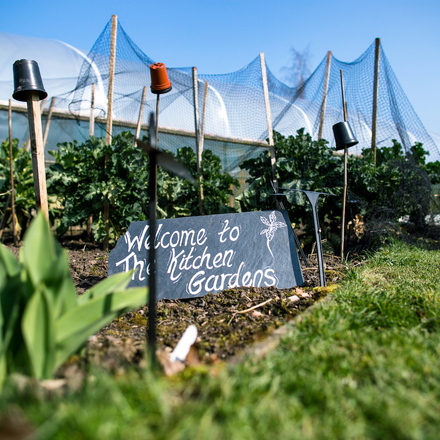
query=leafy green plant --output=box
[47,133,238,244]
[237,130,440,251]
[169,147,239,217]
[0,139,61,238]
[348,140,433,226]
[237,129,343,247]
[0,211,148,386]
[47,132,156,243]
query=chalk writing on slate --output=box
[108,210,303,300]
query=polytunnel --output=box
[1,16,439,181]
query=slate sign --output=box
[108,210,303,300]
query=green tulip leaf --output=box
[77,271,133,304]
[20,211,58,287]
[54,287,148,370]
[21,288,55,379]
[0,245,21,278]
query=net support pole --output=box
[371,38,380,166]
[8,99,17,245]
[42,96,55,148]
[260,53,278,192]
[199,81,208,163]
[198,81,209,214]
[89,83,95,137]
[192,67,201,169]
[340,70,348,260]
[318,51,332,141]
[135,86,147,146]
[103,14,117,251]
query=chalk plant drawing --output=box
[260,211,287,257]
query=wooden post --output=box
[25,97,46,152]
[198,81,209,214]
[260,53,278,191]
[340,70,348,260]
[42,96,55,147]
[103,14,118,251]
[318,51,332,141]
[371,38,380,166]
[192,67,200,168]
[8,99,17,245]
[27,93,49,219]
[135,86,147,145]
[89,83,95,137]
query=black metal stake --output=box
[147,148,157,367]
[270,181,308,266]
[276,187,332,287]
[136,112,196,369]
[304,191,326,287]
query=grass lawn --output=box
[1,239,440,439]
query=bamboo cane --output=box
[89,83,95,137]
[340,70,348,260]
[198,81,209,214]
[318,51,332,141]
[42,96,55,147]
[135,86,147,146]
[372,38,381,166]
[192,67,200,167]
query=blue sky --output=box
[1,0,439,136]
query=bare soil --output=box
[5,233,347,372]
[5,219,439,375]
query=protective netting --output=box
[272,42,439,160]
[66,19,438,168]
[67,19,272,184]
[1,18,439,250]
[3,18,439,186]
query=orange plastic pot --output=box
[150,63,172,94]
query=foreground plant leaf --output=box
[22,288,55,379]
[54,286,148,371]
[0,211,148,385]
